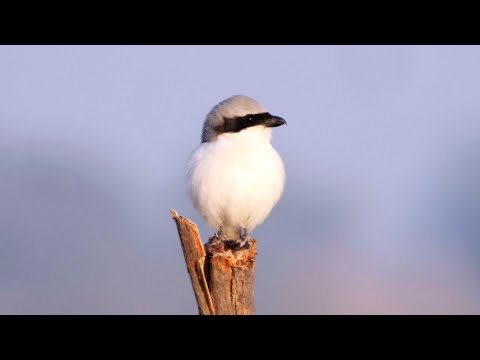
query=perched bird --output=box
[187,95,286,247]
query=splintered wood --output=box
[170,209,257,315]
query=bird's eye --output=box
[248,117,253,121]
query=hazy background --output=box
[1,45,479,314]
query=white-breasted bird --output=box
[187,95,286,247]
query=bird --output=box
[187,95,286,248]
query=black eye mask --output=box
[217,112,286,134]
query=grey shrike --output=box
[187,95,286,248]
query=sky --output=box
[1,45,480,314]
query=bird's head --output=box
[201,95,286,143]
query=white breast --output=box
[187,126,285,235]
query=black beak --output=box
[265,115,287,127]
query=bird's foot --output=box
[240,229,252,249]
[211,230,229,245]
[214,229,251,249]
[238,235,252,249]
[224,234,251,249]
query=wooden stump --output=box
[170,210,257,315]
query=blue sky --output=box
[1,45,480,314]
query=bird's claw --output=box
[225,235,251,249]
[239,236,252,249]
[215,229,251,249]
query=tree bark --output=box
[170,209,257,315]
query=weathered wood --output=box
[170,209,257,315]
[206,239,257,315]
[170,210,214,315]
